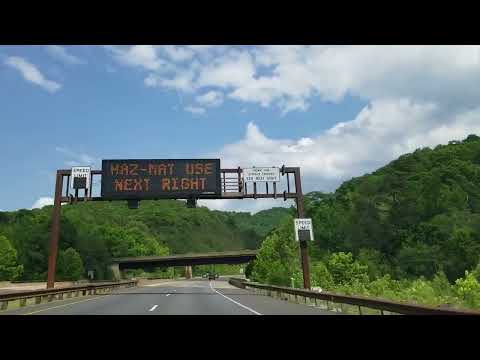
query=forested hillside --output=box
[0,200,289,281]
[251,135,480,309]
[307,134,480,281]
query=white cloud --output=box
[106,45,167,71]
[5,56,62,93]
[197,50,256,90]
[214,98,480,197]
[184,106,205,115]
[198,198,295,214]
[55,147,100,168]
[31,197,54,209]
[104,45,480,114]
[145,67,197,92]
[45,45,85,65]
[196,91,224,107]
[160,46,195,62]
[100,45,480,211]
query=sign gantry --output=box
[46,159,313,290]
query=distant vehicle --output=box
[208,273,219,280]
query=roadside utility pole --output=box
[46,171,63,289]
[294,167,311,290]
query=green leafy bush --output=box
[454,271,480,308]
[326,252,369,286]
[0,235,23,281]
[56,247,84,281]
[251,218,299,286]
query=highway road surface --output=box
[0,278,336,315]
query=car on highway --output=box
[207,273,219,280]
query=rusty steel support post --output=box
[294,167,311,290]
[65,175,70,197]
[237,167,242,193]
[222,172,226,193]
[90,173,93,198]
[47,171,63,289]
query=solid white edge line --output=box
[209,281,262,315]
[149,305,158,311]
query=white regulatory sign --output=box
[243,167,280,182]
[294,218,314,241]
[71,166,91,189]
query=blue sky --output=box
[1,45,480,212]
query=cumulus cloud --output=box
[102,45,480,212]
[31,197,54,209]
[5,56,62,93]
[106,45,168,71]
[196,91,224,107]
[184,106,205,115]
[55,147,100,168]
[104,45,480,114]
[160,45,195,62]
[212,99,480,196]
[45,45,85,65]
[198,198,295,214]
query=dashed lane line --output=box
[209,281,262,315]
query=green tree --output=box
[310,261,334,289]
[57,247,85,281]
[454,270,480,308]
[396,241,440,279]
[357,248,391,280]
[326,252,369,286]
[0,235,23,280]
[367,274,402,299]
[245,260,255,279]
[430,270,455,304]
[251,218,299,286]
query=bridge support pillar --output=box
[109,264,121,281]
[185,265,193,279]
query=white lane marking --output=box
[149,305,158,312]
[209,281,262,315]
[166,294,171,297]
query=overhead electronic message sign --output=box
[101,159,221,200]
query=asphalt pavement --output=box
[0,278,336,315]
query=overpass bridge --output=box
[109,250,258,280]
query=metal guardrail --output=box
[0,280,137,312]
[228,278,480,315]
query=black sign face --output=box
[298,230,311,241]
[101,159,221,200]
[73,177,87,189]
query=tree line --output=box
[0,199,289,282]
[248,134,480,310]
